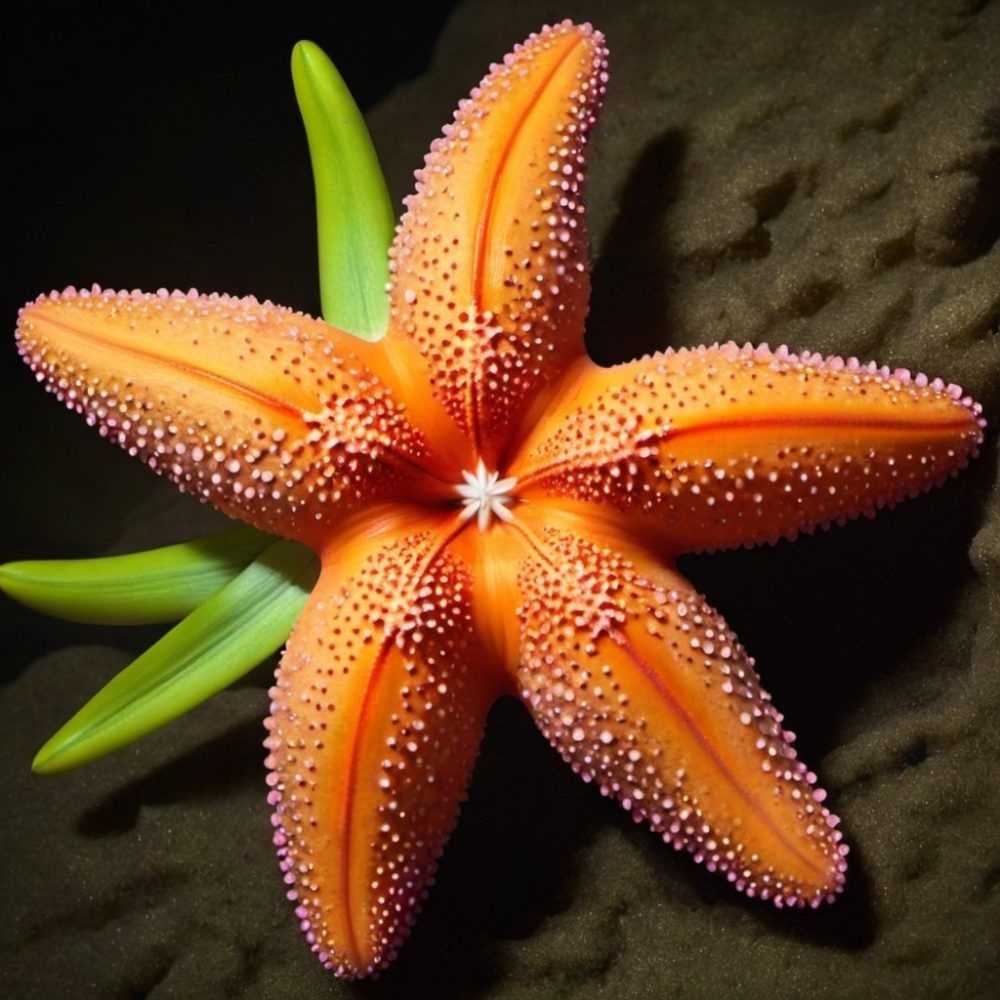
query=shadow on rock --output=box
[78,715,264,837]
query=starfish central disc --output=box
[454,459,518,532]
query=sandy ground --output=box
[2,1,998,997]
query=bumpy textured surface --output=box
[513,343,982,553]
[15,289,435,542]
[2,1,998,998]
[388,23,606,457]
[265,526,493,976]
[515,525,846,904]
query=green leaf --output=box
[292,39,394,339]
[0,526,271,625]
[32,539,319,774]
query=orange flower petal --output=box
[514,517,847,905]
[16,286,444,545]
[387,21,608,460]
[511,343,984,554]
[264,512,499,977]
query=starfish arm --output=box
[385,21,608,460]
[513,515,847,906]
[265,513,499,978]
[16,286,443,546]
[510,344,984,554]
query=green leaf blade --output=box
[0,526,271,625]
[32,539,319,774]
[292,39,394,339]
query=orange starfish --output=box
[14,21,984,979]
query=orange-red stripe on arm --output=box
[15,286,442,545]
[512,516,847,906]
[264,512,499,978]
[511,343,985,554]
[386,21,608,459]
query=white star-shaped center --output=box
[454,459,518,532]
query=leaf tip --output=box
[31,738,66,775]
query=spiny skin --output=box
[388,21,605,464]
[513,515,842,903]
[264,514,497,975]
[16,288,443,548]
[510,342,983,556]
[14,21,985,979]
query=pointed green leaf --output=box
[292,39,394,339]
[0,526,271,625]
[33,539,318,774]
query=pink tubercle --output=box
[669,340,985,429]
